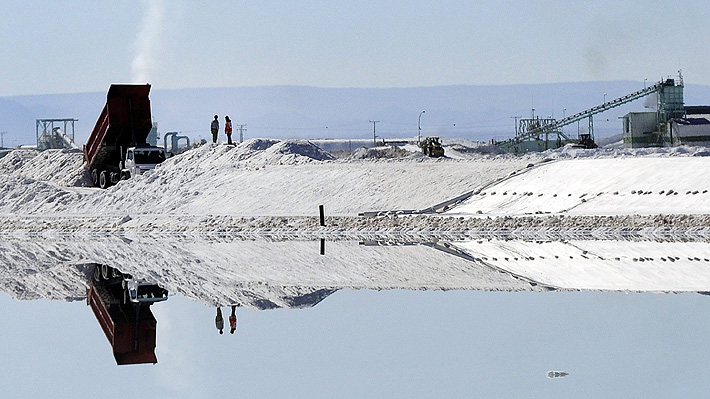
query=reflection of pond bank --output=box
[0,237,543,307]
[452,239,710,291]
[1,214,710,242]
[2,234,710,310]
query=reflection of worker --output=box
[210,115,219,143]
[215,307,224,334]
[229,305,237,334]
[225,115,233,145]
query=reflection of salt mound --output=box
[233,286,337,310]
[350,146,413,159]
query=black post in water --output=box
[320,238,325,255]
[319,204,325,226]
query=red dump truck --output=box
[87,265,168,365]
[84,84,165,188]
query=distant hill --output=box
[2,82,709,147]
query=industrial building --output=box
[670,106,710,147]
[619,76,707,148]
[623,105,710,148]
[496,72,710,152]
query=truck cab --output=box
[122,146,166,180]
[93,264,169,306]
[125,281,169,304]
[84,84,166,189]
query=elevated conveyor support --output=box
[36,118,79,150]
[495,73,684,153]
[529,80,667,139]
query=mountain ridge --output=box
[2,81,709,147]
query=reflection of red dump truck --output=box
[84,84,165,189]
[87,265,168,365]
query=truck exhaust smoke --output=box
[131,0,165,83]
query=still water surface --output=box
[1,238,710,398]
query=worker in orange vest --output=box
[229,305,237,334]
[225,115,233,145]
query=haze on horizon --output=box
[1,0,707,97]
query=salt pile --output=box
[0,149,90,187]
[349,146,415,159]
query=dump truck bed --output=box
[87,282,158,365]
[84,84,153,170]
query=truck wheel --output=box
[93,266,101,282]
[90,169,98,187]
[99,170,110,189]
[101,264,109,280]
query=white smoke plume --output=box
[131,0,166,83]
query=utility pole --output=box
[236,124,247,143]
[369,120,379,145]
[0,131,6,148]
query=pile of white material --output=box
[450,157,710,217]
[0,140,708,220]
[85,158,521,216]
[523,143,710,161]
[164,139,335,170]
[349,145,417,159]
[0,148,90,187]
[0,140,531,217]
[0,175,81,214]
[3,141,710,304]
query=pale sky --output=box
[1,0,708,96]
[4,289,710,397]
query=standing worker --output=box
[215,307,224,335]
[210,115,219,143]
[229,305,237,334]
[225,115,233,145]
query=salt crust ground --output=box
[2,140,710,306]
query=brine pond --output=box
[2,236,710,398]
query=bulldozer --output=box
[419,136,445,157]
[577,133,598,149]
